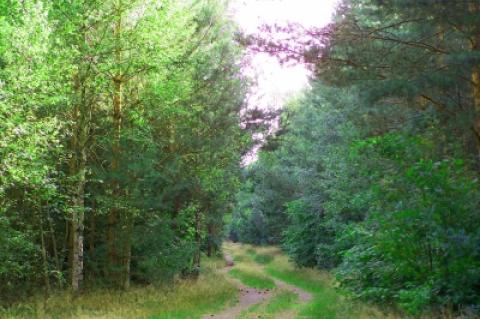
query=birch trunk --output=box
[69,100,87,292]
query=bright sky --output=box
[231,0,338,164]
[232,0,338,110]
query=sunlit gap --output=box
[230,0,339,165]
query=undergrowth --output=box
[0,257,237,319]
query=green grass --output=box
[226,242,452,319]
[0,257,237,319]
[238,290,299,319]
[228,268,275,289]
[232,254,246,262]
[263,291,298,313]
[264,254,397,319]
[253,253,274,265]
[227,242,391,319]
[266,264,340,319]
[241,245,275,265]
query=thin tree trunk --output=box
[89,201,96,258]
[472,63,480,150]
[207,222,213,257]
[69,66,88,293]
[193,209,201,276]
[47,212,63,288]
[39,213,51,295]
[470,4,480,155]
[107,3,123,284]
[122,214,133,290]
[69,146,86,292]
[106,76,122,280]
[62,218,69,275]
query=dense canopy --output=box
[2,0,480,318]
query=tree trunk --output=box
[106,81,121,281]
[68,61,89,292]
[472,58,480,152]
[69,142,86,292]
[470,4,480,156]
[107,4,123,284]
[122,214,133,290]
[193,209,202,276]
[88,201,96,257]
[39,213,51,295]
[47,211,62,288]
[207,222,213,257]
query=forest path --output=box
[203,243,400,319]
[203,244,312,319]
[202,252,272,319]
[272,278,312,303]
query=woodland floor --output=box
[203,242,397,319]
[2,243,407,319]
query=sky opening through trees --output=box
[231,0,338,164]
[3,1,480,318]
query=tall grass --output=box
[264,255,392,319]
[0,257,237,319]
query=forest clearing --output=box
[2,0,480,318]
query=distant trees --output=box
[0,0,247,302]
[231,0,480,316]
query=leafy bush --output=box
[335,133,480,314]
[0,217,39,301]
[283,199,323,267]
[133,216,196,283]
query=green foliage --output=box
[283,199,323,267]
[133,216,197,283]
[0,0,248,306]
[234,76,480,316]
[336,132,480,312]
[0,217,39,301]
[231,0,480,315]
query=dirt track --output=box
[203,252,311,319]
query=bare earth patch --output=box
[275,309,298,319]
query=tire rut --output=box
[203,252,312,319]
[203,253,273,319]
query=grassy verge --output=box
[226,242,396,319]
[263,251,396,319]
[228,268,275,289]
[225,243,276,290]
[0,258,237,319]
[228,243,456,319]
[248,251,274,265]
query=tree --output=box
[0,0,248,302]
[232,1,480,314]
